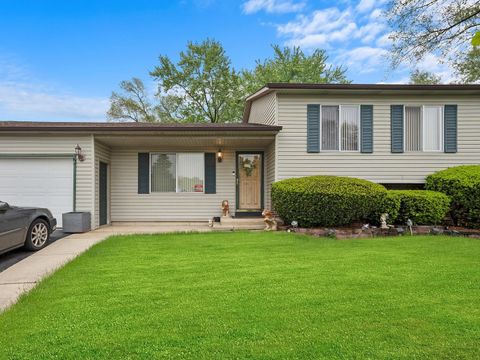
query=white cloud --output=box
[356,22,386,44]
[243,0,305,14]
[335,46,389,73]
[376,32,393,48]
[356,0,387,14]
[277,7,358,48]
[0,56,108,121]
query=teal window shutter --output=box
[138,153,150,194]
[360,105,373,153]
[444,105,458,153]
[307,104,320,153]
[204,153,216,194]
[391,105,404,153]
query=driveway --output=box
[0,230,67,273]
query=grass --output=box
[0,232,479,359]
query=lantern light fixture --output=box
[217,149,223,163]
[74,144,85,162]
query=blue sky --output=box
[0,0,453,122]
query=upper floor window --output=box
[405,105,443,152]
[151,153,204,193]
[321,105,359,151]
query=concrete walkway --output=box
[0,222,214,313]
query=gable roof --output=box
[0,121,282,133]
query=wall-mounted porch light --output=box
[74,144,85,162]
[217,149,223,163]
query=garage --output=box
[0,157,74,227]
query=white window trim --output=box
[319,104,361,152]
[403,105,444,153]
[149,152,205,194]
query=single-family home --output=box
[1,83,479,229]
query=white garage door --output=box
[0,158,74,227]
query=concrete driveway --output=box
[0,230,67,273]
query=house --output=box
[1,83,479,229]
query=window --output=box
[405,105,443,152]
[151,153,204,193]
[321,105,359,151]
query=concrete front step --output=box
[214,224,266,230]
[218,217,266,230]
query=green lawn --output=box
[0,232,479,359]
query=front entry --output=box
[236,152,263,215]
[99,162,108,226]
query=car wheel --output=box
[24,219,50,251]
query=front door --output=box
[99,162,108,226]
[236,152,263,214]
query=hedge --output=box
[426,165,480,228]
[271,176,387,227]
[388,190,450,225]
[369,191,402,224]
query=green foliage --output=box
[409,69,441,84]
[107,78,158,122]
[242,45,349,95]
[388,190,450,225]
[454,47,480,83]
[272,176,387,227]
[472,31,480,46]
[369,191,402,224]
[386,1,480,69]
[426,165,480,228]
[150,39,244,123]
[108,41,350,123]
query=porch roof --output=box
[0,121,282,134]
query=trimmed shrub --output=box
[369,191,402,224]
[426,165,480,228]
[389,190,450,225]
[272,176,387,227]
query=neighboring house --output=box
[0,83,479,229]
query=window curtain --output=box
[177,153,204,192]
[321,106,339,150]
[423,106,443,151]
[405,106,422,151]
[151,153,176,192]
[341,105,359,151]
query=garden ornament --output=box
[380,213,389,229]
[221,200,230,217]
[262,209,277,231]
[406,219,413,235]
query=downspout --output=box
[73,156,77,212]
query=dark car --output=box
[0,201,57,255]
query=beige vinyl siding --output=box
[264,141,275,210]
[0,135,94,225]
[110,148,236,221]
[276,94,480,183]
[93,140,111,228]
[249,91,277,125]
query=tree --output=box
[107,78,157,122]
[150,39,243,123]
[409,69,441,84]
[454,47,480,82]
[242,45,349,95]
[108,40,350,123]
[386,0,480,67]
[108,39,244,123]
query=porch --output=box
[92,130,277,228]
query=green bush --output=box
[389,190,450,225]
[426,165,480,228]
[271,176,387,227]
[369,191,402,224]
